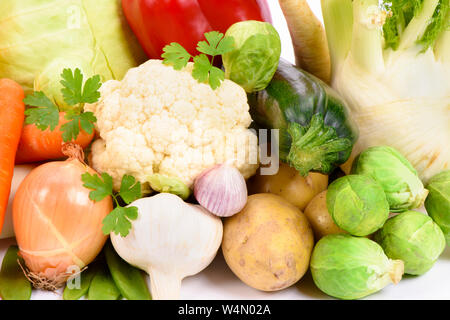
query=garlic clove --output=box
[194,164,248,217]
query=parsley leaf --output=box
[119,175,142,204]
[61,111,97,142]
[208,66,226,90]
[197,31,235,56]
[102,206,139,237]
[61,68,101,106]
[161,31,234,90]
[82,172,114,202]
[78,112,97,134]
[23,92,59,131]
[23,68,101,141]
[162,43,192,70]
[192,54,212,83]
[82,172,142,237]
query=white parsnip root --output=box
[278,0,331,83]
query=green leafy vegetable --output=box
[104,242,151,300]
[161,43,191,70]
[87,267,121,300]
[162,31,234,89]
[60,69,101,106]
[382,0,449,51]
[82,173,142,237]
[0,246,32,300]
[61,111,97,142]
[23,92,60,131]
[82,173,114,201]
[102,207,139,238]
[23,68,100,142]
[63,263,99,300]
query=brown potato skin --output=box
[304,191,346,240]
[248,162,328,210]
[222,193,314,292]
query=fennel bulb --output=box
[322,0,450,182]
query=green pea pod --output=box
[0,246,32,300]
[105,242,151,300]
[63,264,99,300]
[88,267,121,300]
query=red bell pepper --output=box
[122,0,272,59]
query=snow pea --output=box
[88,267,121,300]
[63,263,98,300]
[105,242,151,300]
[0,245,32,300]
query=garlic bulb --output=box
[194,164,248,217]
[110,193,223,300]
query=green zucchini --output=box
[248,59,358,175]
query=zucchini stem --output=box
[286,114,352,176]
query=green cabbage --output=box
[0,0,147,110]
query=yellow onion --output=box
[12,144,112,290]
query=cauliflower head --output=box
[85,59,259,191]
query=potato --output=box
[304,191,346,240]
[222,193,314,291]
[248,162,328,210]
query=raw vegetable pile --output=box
[0,0,448,301]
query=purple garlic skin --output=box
[194,164,248,217]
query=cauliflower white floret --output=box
[85,59,259,190]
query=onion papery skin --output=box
[12,158,112,286]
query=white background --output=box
[1,0,449,300]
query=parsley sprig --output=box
[23,68,100,142]
[162,31,235,90]
[82,173,142,237]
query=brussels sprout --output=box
[425,170,450,245]
[352,146,428,212]
[223,20,281,93]
[326,175,389,236]
[374,211,446,275]
[310,234,404,300]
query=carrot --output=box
[15,112,95,164]
[0,79,25,233]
